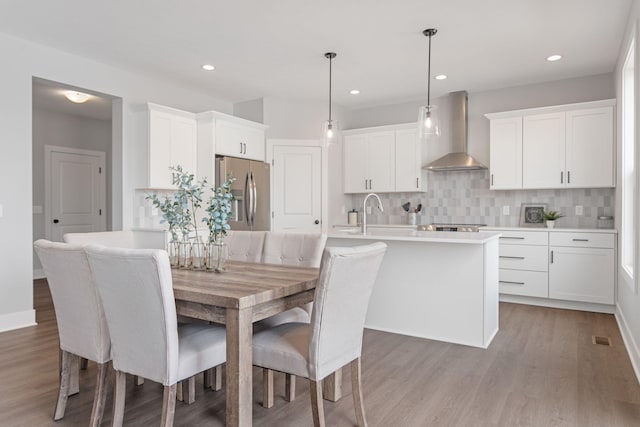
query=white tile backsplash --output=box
[350,170,615,228]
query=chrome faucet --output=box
[362,193,384,234]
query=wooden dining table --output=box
[171,260,320,427]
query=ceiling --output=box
[3,0,632,116]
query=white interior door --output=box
[272,145,321,231]
[45,146,106,242]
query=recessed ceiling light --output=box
[201,64,215,71]
[546,54,562,62]
[435,74,447,80]
[63,91,91,104]
[349,89,360,95]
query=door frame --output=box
[44,145,107,240]
[266,139,327,232]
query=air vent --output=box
[592,335,611,346]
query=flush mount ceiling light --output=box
[349,89,360,95]
[435,74,447,80]
[201,64,215,71]
[418,28,441,139]
[546,54,562,61]
[64,91,91,104]
[322,52,338,143]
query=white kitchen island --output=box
[327,228,501,348]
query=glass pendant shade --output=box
[418,105,441,139]
[322,119,338,144]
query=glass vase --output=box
[166,238,180,269]
[178,239,192,269]
[206,238,228,273]
[190,236,206,270]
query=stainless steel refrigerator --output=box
[216,156,271,231]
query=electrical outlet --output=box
[575,205,584,216]
[502,206,510,215]
[151,207,159,217]
[0,204,3,218]
[341,206,346,214]
[366,206,372,215]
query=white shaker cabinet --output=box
[395,128,424,192]
[549,232,615,305]
[497,230,549,298]
[522,112,566,189]
[343,124,424,194]
[147,103,197,188]
[489,117,522,189]
[343,131,395,193]
[486,99,615,190]
[215,119,265,161]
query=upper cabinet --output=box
[343,124,425,194]
[215,118,266,161]
[486,100,615,190]
[146,103,197,189]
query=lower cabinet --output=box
[549,233,615,305]
[493,229,616,307]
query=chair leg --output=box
[135,376,145,386]
[350,358,368,427]
[309,379,325,427]
[161,384,177,427]
[214,365,222,391]
[81,357,89,370]
[185,376,196,404]
[112,370,127,427]
[89,362,109,427]
[54,350,72,420]
[176,381,183,402]
[69,353,80,396]
[285,374,296,402]
[263,369,274,408]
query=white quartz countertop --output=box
[328,228,501,244]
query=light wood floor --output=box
[1,280,639,426]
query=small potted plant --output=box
[542,210,563,228]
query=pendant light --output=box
[323,52,338,143]
[418,28,441,138]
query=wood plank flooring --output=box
[0,280,639,426]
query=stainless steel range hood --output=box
[424,90,487,171]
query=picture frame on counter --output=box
[519,203,547,227]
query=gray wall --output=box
[32,107,112,271]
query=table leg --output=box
[323,368,343,402]
[226,307,252,427]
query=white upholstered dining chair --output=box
[63,230,136,248]
[253,242,387,426]
[84,246,227,427]
[33,239,110,427]
[225,230,266,262]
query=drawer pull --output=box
[500,236,525,240]
[572,238,589,242]
[500,256,525,260]
[499,280,525,285]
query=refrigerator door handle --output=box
[250,171,258,227]
[244,173,251,227]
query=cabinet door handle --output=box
[491,174,494,186]
[572,238,589,242]
[550,250,554,264]
[364,179,368,190]
[560,171,563,184]
[567,171,571,184]
[240,142,243,154]
[500,236,525,240]
[499,256,525,260]
[499,280,525,285]
[416,177,419,188]
[369,179,372,189]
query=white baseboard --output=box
[0,309,37,333]
[615,304,640,385]
[499,294,615,314]
[33,268,45,280]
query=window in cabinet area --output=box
[621,36,636,290]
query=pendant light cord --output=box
[329,54,332,122]
[427,31,432,107]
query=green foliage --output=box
[542,210,563,221]
[204,174,235,241]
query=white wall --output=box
[615,1,640,382]
[0,31,232,332]
[233,98,264,123]
[32,108,112,272]
[347,73,615,167]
